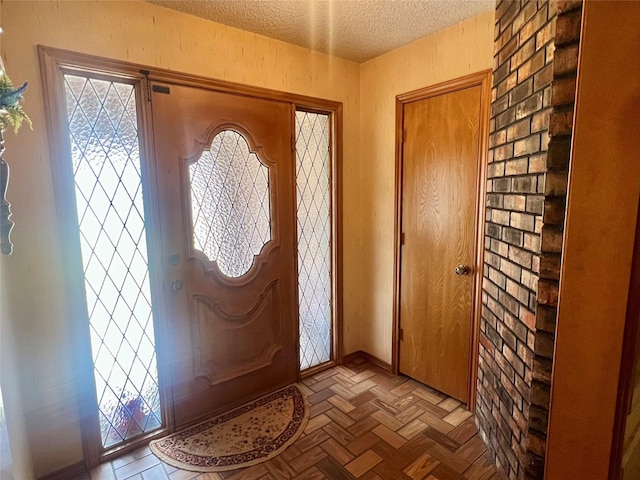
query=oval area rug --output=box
[150,384,309,472]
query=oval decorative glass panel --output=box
[188,129,271,278]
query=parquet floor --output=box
[85,358,498,480]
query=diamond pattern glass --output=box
[63,75,162,449]
[189,130,271,278]
[296,111,332,370]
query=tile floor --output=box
[81,358,498,480]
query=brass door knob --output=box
[455,264,470,275]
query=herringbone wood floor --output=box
[86,358,497,480]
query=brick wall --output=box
[526,1,582,478]
[476,0,555,478]
[477,1,583,478]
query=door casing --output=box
[392,70,491,410]
[38,45,344,467]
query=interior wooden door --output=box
[398,85,482,403]
[150,82,298,427]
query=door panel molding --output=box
[191,280,283,386]
[392,70,491,410]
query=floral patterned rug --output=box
[149,384,309,472]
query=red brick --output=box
[535,305,557,333]
[528,153,546,173]
[492,209,511,226]
[521,270,538,292]
[555,9,582,45]
[494,143,514,161]
[534,64,554,92]
[526,196,544,215]
[528,433,546,458]
[490,129,507,148]
[532,255,540,274]
[520,309,536,331]
[518,49,546,83]
[492,95,510,117]
[506,119,531,141]
[553,43,579,76]
[500,1,520,32]
[508,247,533,269]
[549,110,573,136]
[512,175,537,193]
[514,134,541,157]
[534,334,555,363]
[510,212,536,232]
[541,226,563,253]
[535,21,555,50]
[543,84,553,108]
[515,92,543,119]
[540,254,561,281]
[531,108,550,132]
[505,158,529,176]
[544,172,569,196]
[551,76,577,107]
[546,44,555,66]
[556,0,583,14]
[495,23,514,52]
[513,1,538,32]
[503,194,527,211]
[498,35,519,66]
[511,38,536,69]
[480,333,496,356]
[524,232,541,254]
[497,72,518,99]
[547,137,571,171]
[519,5,549,43]
[543,197,565,225]
[487,193,504,208]
[488,161,506,179]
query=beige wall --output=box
[0,1,495,475]
[0,1,360,476]
[356,12,494,361]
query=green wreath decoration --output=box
[0,70,31,134]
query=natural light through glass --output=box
[189,130,271,278]
[63,74,161,448]
[296,111,331,370]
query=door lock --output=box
[455,264,470,275]
[172,280,183,291]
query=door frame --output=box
[392,70,491,410]
[609,197,640,479]
[39,45,343,467]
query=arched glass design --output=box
[189,130,271,278]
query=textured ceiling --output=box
[147,0,494,63]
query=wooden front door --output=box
[398,79,486,403]
[151,82,298,427]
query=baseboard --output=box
[343,350,392,372]
[38,460,87,480]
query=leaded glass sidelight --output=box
[296,111,332,370]
[63,74,161,449]
[188,130,271,278]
